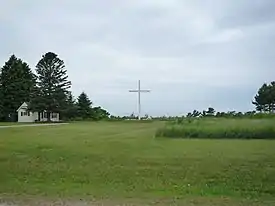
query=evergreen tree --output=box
[0,73,3,120]
[191,110,201,117]
[0,55,36,121]
[0,87,3,121]
[187,112,192,118]
[201,107,215,117]
[91,106,110,120]
[61,91,78,120]
[29,84,45,121]
[253,82,275,113]
[77,92,93,119]
[206,107,215,116]
[29,52,71,121]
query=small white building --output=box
[17,102,60,123]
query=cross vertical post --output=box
[129,80,150,120]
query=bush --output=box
[155,118,275,139]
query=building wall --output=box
[33,112,39,121]
[39,112,60,122]
[17,102,60,123]
[18,109,60,123]
[17,108,36,123]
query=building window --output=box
[21,111,28,116]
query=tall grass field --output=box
[0,120,275,205]
[156,118,275,139]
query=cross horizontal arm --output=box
[129,90,150,92]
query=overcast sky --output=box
[1,0,275,116]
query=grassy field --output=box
[0,121,275,205]
[0,122,28,126]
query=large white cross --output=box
[129,80,150,120]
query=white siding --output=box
[51,113,60,122]
[39,112,60,122]
[18,108,36,123]
[17,102,60,122]
[33,112,39,121]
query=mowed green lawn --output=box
[0,121,275,205]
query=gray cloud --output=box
[218,0,275,28]
[0,0,274,116]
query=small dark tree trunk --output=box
[38,112,41,121]
[47,111,51,122]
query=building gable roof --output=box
[16,102,29,112]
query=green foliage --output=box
[206,107,215,116]
[0,89,3,121]
[29,52,71,121]
[61,92,78,120]
[253,81,275,112]
[59,91,110,121]
[156,118,275,139]
[0,54,36,121]
[192,109,201,117]
[76,92,93,119]
[182,108,275,119]
[91,106,110,120]
[202,107,216,117]
[186,110,200,118]
[0,53,111,122]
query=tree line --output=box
[184,81,275,117]
[0,51,273,122]
[0,52,110,122]
[185,108,257,118]
[109,80,275,120]
[178,80,275,118]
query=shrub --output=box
[155,118,275,139]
